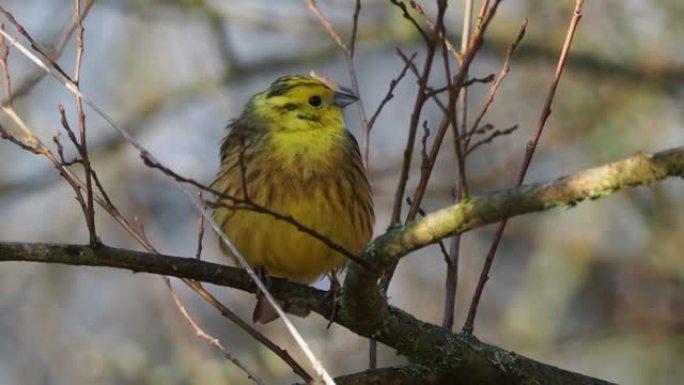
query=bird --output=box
[211,75,374,323]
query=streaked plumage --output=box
[211,75,374,321]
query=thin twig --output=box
[381,0,504,335]
[195,192,206,260]
[350,0,361,58]
[464,0,586,334]
[374,0,451,369]
[0,6,76,86]
[388,0,430,43]
[306,0,347,50]
[366,51,416,131]
[465,124,519,156]
[410,0,461,62]
[389,0,449,224]
[405,0,504,222]
[424,74,495,98]
[164,278,265,385]
[306,0,369,167]
[405,197,450,263]
[464,19,527,152]
[396,48,447,112]
[73,0,97,245]
[0,124,38,153]
[442,0,475,331]
[189,281,314,383]
[0,1,93,107]
[0,22,12,108]
[420,120,430,165]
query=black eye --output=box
[308,95,322,107]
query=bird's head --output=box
[246,75,358,132]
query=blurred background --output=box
[0,0,682,384]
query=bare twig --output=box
[405,0,503,222]
[0,6,76,86]
[388,0,430,43]
[420,120,430,165]
[350,0,361,58]
[164,278,265,385]
[396,48,447,112]
[406,197,450,263]
[424,74,495,99]
[380,0,504,335]
[53,105,91,223]
[5,106,267,383]
[442,0,475,331]
[375,0,451,368]
[189,281,314,383]
[366,51,416,131]
[464,19,527,152]
[306,0,346,49]
[465,124,519,156]
[73,0,97,245]
[0,22,12,108]
[0,124,38,153]
[0,1,93,106]
[410,0,461,61]
[390,0,449,224]
[195,192,206,260]
[306,0,369,166]
[464,0,586,334]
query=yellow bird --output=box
[212,75,374,323]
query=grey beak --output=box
[332,90,358,108]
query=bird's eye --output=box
[308,95,322,107]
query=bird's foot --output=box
[326,272,342,329]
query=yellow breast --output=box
[212,129,373,284]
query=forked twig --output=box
[463,19,527,152]
[388,0,430,43]
[73,0,97,245]
[390,0,450,224]
[410,0,461,62]
[405,0,504,222]
[465,124,519,156]
[367,51,416,131]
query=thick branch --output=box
[365,146,684,272]
[342,145,682,383]
[3,146,682,384]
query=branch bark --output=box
[3,146,683,384]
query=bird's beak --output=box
[332,90,358,108]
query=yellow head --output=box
[245,75,358,133]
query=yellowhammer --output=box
[212,75,374,323]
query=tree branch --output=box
[3,145,682,384]
[364,145,684,272]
